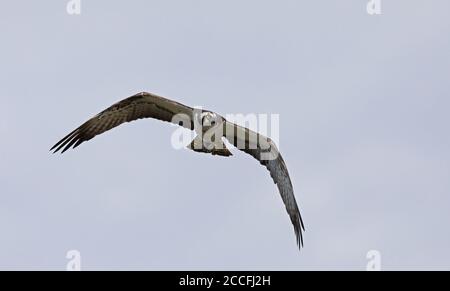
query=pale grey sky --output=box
[1,1,449,270]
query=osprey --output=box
[51,92,305,249]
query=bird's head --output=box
[200,111,223,130]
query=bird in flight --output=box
[51,92,305,249]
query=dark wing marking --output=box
[223,121,305,249]
[50,92,194,153]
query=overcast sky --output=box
[1,1,449,270]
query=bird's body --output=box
[51,92,305,249]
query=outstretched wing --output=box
[51,92,195,153]
[223,121,305,249]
